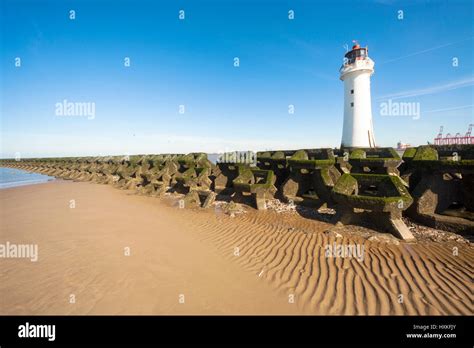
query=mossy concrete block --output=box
[282,148,341,207]
[213,161,249,195]
[257,150,295,190]
[332,173,415,241]
[405,145,474,235]
[347,147,401,175]
[233,168,277,210]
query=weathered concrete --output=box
[257,150,295,191]
[332,173,415,241]
[233,167,277,210]
[402,145,474,235]
[344,147,402,175]
[282,149,341,208]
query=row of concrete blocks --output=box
[400,145,474,236]
[1,145,473,241]
[258,145,473,240]
[258,147,416,241]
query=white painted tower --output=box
[340,43,376,148]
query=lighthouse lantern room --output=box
[340,42,376,148]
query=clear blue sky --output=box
[1,0,473,158]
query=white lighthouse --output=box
[340,43,376,148]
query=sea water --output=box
[0,167,54,189]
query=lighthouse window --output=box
[351,89,354,94]
[351,102,354,107]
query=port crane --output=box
[434,124,473,145]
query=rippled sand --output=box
[0,181,472,315]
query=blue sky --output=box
[1,0,473,157]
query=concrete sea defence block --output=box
[403,145,474,235]
[233,167,277,210]
[343,147,402,175]
[331,173,415,241]
[281,148,341,208]
[256,150,295,190]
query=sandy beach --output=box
[0,180,472,315]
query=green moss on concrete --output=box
[233,168,274,190]
[349,148,401,171]
[333,173,413,209]
[413,146,438,161]
[349,149,366,159]
[333,173,357,195]
[288,149,335,168]
[402,147,417,160]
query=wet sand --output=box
[0,181,472,315]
